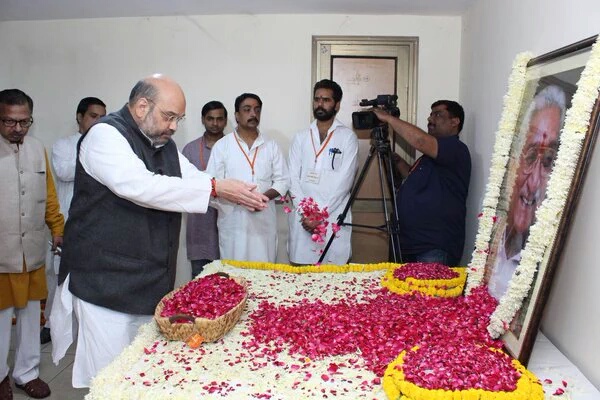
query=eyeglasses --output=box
[521,145,557,175]
[1,118,34,128]
[146,99,185,124]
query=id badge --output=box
[305,169,321,184]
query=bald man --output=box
[55,75,268,387]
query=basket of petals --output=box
[381,262,467,297]
[154,272,247,342]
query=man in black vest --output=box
[54,74,268,388]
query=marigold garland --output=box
[382,267,467,298]
[383,346,543,400]
[222,259,395,273]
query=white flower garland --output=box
[466,52,533,293]
[488,37,600,337]
[465,36,600,338]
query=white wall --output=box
[461,0,600,387]
[0,14,461,282]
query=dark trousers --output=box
[402,248,459,266]
[191,259,212,278]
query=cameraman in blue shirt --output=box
[373,100,470,266]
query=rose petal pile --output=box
[89,263,544,400]
[384,343,544,399]
[403,343,520,391]
[160,274,246,319]
[382,263,467,298]
[393,262,459,280]
[245,286,500,377]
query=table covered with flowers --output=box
[87,261,549,400]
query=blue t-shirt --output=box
[396,135,471,261]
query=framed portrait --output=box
[467,35,600,364]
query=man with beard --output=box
[485,85,566,300]
[373,100,470,266]
[287,79,358,265]
[54,75,268,388]
[207,93,289,262]
[181,101,227,277]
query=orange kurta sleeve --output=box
[45,151,65,237]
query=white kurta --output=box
[45,133,81,327]
[52,132,81,219]
[207,130,289,262]
[79,123,212,213]
[51,122,214,387]
[287,119,358,264]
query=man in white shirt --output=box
[288,79,358,265]
[54,75,268,388]
[42,97,106,344]
[207,93,289,262]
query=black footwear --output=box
[0,375,12,400]
[40,327,51,344]
[15,378,50,399]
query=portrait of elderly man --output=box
[484,84,567,301]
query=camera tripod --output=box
[318,125,402,263]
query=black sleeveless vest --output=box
[59,106,182,315]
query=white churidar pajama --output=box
[0,301,41,385]
[71,297,152,388]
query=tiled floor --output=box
[7,326,88,400]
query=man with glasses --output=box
[287,79,358,265]
[0,89,64,399]
[485,85,566,300]
[40,97,107,345]
[53,75,268,388]
[373,100,470,266]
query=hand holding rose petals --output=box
[281,196,338,245]
[298,197,332,243]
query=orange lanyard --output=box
[310,128,335,164]
[198,137,207,170]
[234,131,259,178]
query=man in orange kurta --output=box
[0,89,64,400]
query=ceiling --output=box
[0,0,475,22]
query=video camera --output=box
[352,95,401,131]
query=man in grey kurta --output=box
[181,101,227,276]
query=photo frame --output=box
[466,35,600,364]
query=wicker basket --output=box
[154,273,247,342]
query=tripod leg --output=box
[375,149,402,263]
[381,150,402,263]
